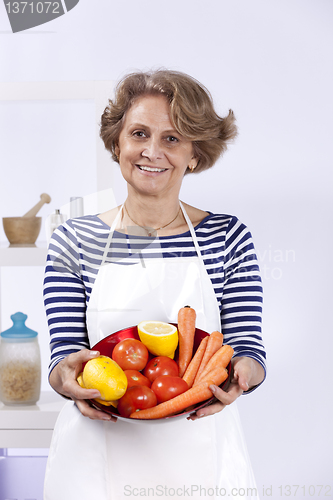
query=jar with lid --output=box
[0,312,41,405]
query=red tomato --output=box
[112,339,149,371]
[117,386,157,418]
[151,375,189,403]
[143,356,179,383]
[124,370,151,388]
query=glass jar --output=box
[0,312,41,405]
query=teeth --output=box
[138,166,166,172]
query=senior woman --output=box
[43,70,266,500]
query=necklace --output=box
[123,203,181,237]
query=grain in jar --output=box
[0,312,41,405]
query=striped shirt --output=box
[43,213,266,390]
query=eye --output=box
[132,130,147,138]
[166,135,179,143]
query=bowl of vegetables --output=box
[86,314,233,423]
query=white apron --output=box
[44,204,259,500]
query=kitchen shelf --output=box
[0,81,115,456]
[0,244,48,267]
[0,242,49,337]
[0,391,67,448]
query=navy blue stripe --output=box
[49,326,87,334]
[44,213,266,385]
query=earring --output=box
[189,165,195,172]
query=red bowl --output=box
[89,325,232,423]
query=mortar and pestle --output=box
[2,194,51,246]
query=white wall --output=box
[1,0,332,498]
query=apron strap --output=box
[101,205,124,265]
[101,202,204,266]
[179,201,205,263]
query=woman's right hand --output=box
[49,349,117,422]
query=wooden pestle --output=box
[22,193,51,218]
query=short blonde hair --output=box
[100,69,237,173]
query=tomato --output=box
[112,339,149,371]
[151,375,189,403]
[124,370,151,388]
[117,386,157,418]
[143,356,179,383]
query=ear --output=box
[114,144,120,158]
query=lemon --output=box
[77,372,85,388]
[82,355,127,401]
[77,371,118,407]
[137,321,178,359]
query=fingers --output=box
[66,349,100,375]
[69,351,117,422]
[210,383,243,404]
[232,359,251,391]
[187,382,243,421]
[50,350,118,422]
[187,360,249,421]
[232,369,250,392]
[232,356,265,392]
[51,349,101,398]
[74,398,117,422]
[187,400,225,421]
[64,376,101,401]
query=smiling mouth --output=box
[137,165,167,173]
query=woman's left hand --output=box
[187,356,265,421]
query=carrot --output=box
[130,368,229,419]
[130,380,213,420]
[198,365,228,386]
[194,344,234,385]
[182,336,209,388]
[177,306,196,377]
[193,330,223,385]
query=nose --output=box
[141,137,163,161]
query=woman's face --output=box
[115,95,197,200]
